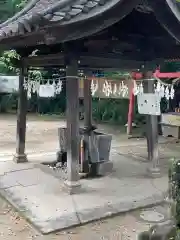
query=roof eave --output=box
[0,0,140,48]
[149,0,180,43]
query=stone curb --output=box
[0,187,167,234]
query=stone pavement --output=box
[0,152,168,234]
[0,151,57,162]
[0,198,160,239]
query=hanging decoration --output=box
[23,78,63,98]
[23,79,40,99]
[38,81,55,98]
[91,79,99,96]
[133,79,175,101]
[102,80,112,97]
[154,81,175,100]
[25,74,130,99]
[54,80,63,94]
[133,81,139,96]
[118,81,129,97]
[170,86,175,99]
[90,78,129,98]
[133,81,143,96]
[113,83,117,95]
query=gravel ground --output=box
[0,197,152,240]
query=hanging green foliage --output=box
[0,50,20,74]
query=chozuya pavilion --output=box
[1,0,180,192]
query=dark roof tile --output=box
[0,0,111,40]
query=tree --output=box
[0,50,20,74]
[0,0,27,23]
[0,0,28,75]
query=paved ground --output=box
[0,198,172,240]
[0,114,176,239]
[0,197,153,240]
[0,154,168,234]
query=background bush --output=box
[0,91,144,125]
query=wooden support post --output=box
[81,75,93,174]
[13,64,28,163]
[64,55,81,193]
[143,69,160,177]
[84,77,92,129]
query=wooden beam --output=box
[22,52,161,69]
[22,53,65,67]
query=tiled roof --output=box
[0,0,117,40]
[2,0,180,47]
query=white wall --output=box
[0,76,19,93]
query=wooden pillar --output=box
[143,69,160,177]
[64,55,81,193]
[84,77,92,129]
[13,63,28,163]
[81,75,93,174]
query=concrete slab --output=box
[1,185,80,233]
[0,161,34,176]
[73,177,167,224]
[0,174,20,189]
[2,168,60,187]
[0,151,57,163]
[0,155,168,234]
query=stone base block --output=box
[13,154,28,163]
[147,167,161,178]
[89,161,113,177]
[162,125,180,139]
[63,180,81,195]
[98,161,114,175]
